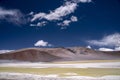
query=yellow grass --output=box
[52,60,120,64]
[0,67,120,77]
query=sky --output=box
[0,0,120,50]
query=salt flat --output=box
[0,60,120,80]
[0,62,120,68]
[0,72,120,80]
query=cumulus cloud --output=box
[30,0,91,27]
[34,40,52,47]
[0,7,26,25]
[88,33,120,51]
[88,33,120,47]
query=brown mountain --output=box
[0,47,120,62]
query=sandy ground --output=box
[0,62,120,68]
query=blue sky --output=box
[0,0,120,50]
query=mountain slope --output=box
[0,47,120,62]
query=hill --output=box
[0,47,120,62]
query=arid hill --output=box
[0,47,120,62]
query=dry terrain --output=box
[0,47,120,62]
[0,47,120,80]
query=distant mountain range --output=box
[0,47,120,62]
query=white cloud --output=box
[115,47,120,51]
[31,2,77,22]
[65,0,92,3]
[30,24,36,27]
[63,20,71,26]
[71,16,78,22]
[29,11,34,15]
[57,16,78,27]
[31,13,47,22]
[58,20,71,26]
[30,21,47,27]
[0,50,14,54]
[88,33,120,51]
[98,48,114,51]
[37,21,47,27]
[88,33,120,47]
[86,45,92,49]
[77,0,92,3]
[30,0,91,27]
[98,47,120,51]
[0,7,26,25]
[34,40,52,47]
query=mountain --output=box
[0,47,120,62]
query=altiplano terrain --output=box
[0,47,120,80]
[0,47,120,62]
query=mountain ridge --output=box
[0,47,120,62]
